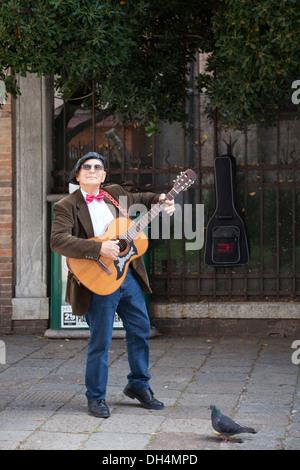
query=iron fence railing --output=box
[52,85,300,302]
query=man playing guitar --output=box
[50,152,175,418]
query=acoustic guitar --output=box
[67,169,197,295]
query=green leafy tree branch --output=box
[199,0,300,127]
[0,0,299,131]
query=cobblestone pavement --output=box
[0,334,299,451]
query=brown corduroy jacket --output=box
[50,182,160,316]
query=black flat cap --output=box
[68,152,105,185]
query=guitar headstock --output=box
[172,169,197,194]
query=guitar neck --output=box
[119,169,196,243]
[124,188,177,243]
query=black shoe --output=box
[88,399,110,418]
[123,384,164,410]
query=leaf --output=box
[145,122,161,137]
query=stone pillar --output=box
[12,75,53,325]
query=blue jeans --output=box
[84,267,151,402]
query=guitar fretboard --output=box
[120,188,177,243]
[117,169,196,244]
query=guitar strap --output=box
[101,189,130,218]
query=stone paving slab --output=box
[0,333,299,451]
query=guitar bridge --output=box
[97,259,113,276]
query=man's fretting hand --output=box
[159,194,175,216]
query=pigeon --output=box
[210,404,257,443]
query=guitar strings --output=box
[117,175,193,245]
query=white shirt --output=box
[80,188,114,237]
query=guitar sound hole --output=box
[118,238,129,254]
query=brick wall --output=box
[0,92,13,333]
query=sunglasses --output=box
[81,163,104,172]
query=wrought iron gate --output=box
[52,83,300,302]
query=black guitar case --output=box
[204,153,250,266]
